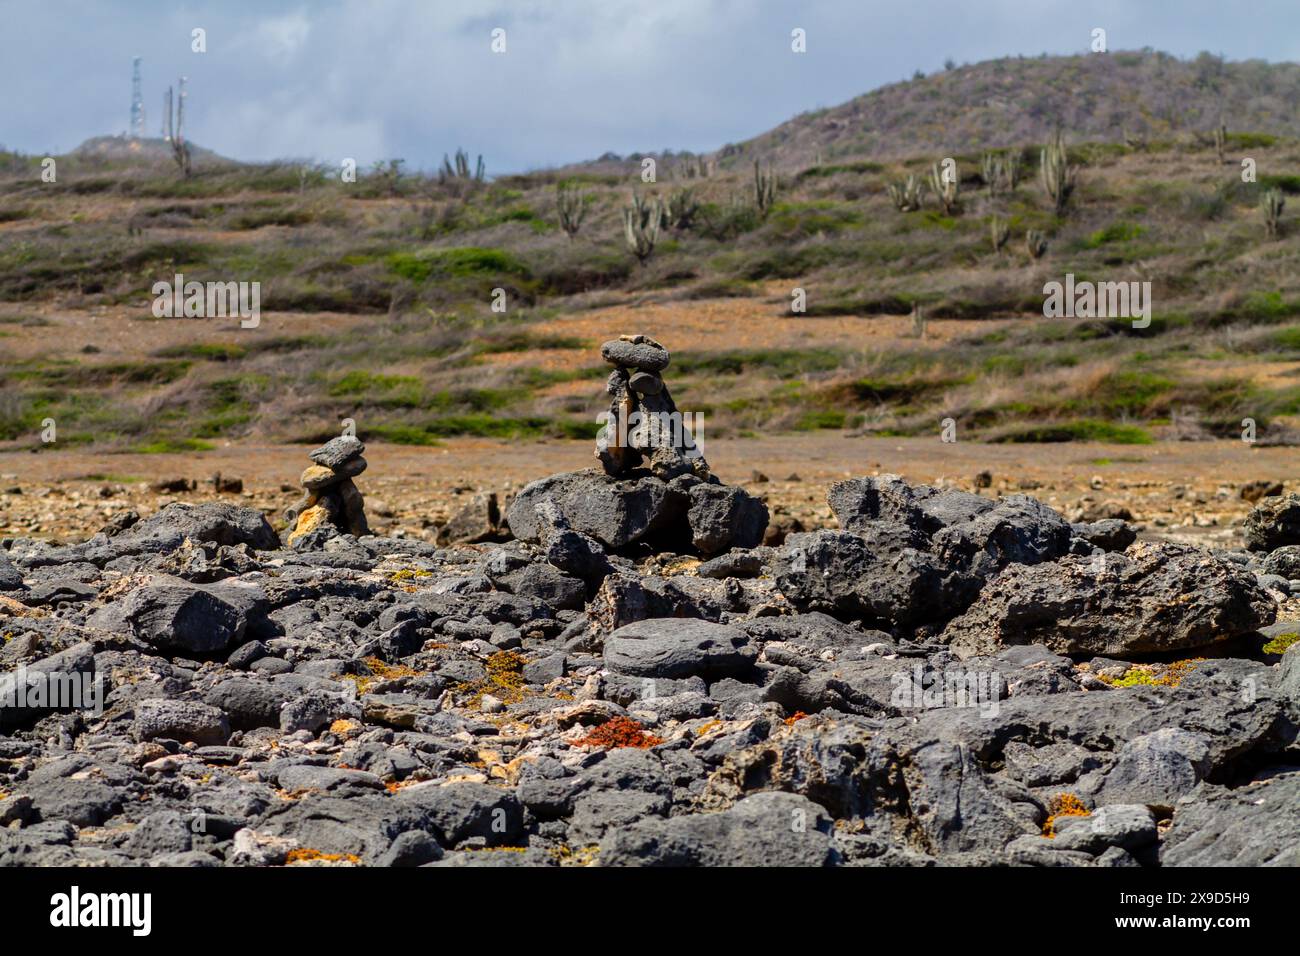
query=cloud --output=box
[0,0,1295,171]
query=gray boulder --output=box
[686,483,768,555]
[88,578,246,655]
[1161,772,1300,865]
[604,618,755,680]
[1244,493,1300,551]
[132,698,231,745]
[942,542,1276,658]
[599,791,836,866]
[120,502,279,553]
[506,468,766,557]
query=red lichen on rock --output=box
[571,716,663,750]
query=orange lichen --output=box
[1042,792,1091,837]
[285,847,361,865]
[784,711,809,726]
[571,716,663,750]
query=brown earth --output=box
[1,435,1294,549]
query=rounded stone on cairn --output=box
[309,435,365,469]
[628,371,664,395]
[301,465,340,492]
[602,338,669,372]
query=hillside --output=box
[713,51,1300,169]
[71,135,232,169]
[0,49,1298,459]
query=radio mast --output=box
[130,56,146,138]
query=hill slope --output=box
[716,51,1300,169]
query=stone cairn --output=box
[285,435,371,548]
[596,334,709,481]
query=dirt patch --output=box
[0,436,1292,547]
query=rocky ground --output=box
[2,427,1299,867]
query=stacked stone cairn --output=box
[285,435,371,548]
[597,334,709,481]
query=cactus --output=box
[675,155,714,179]
[911,304,927,339]
[441,148,485,182]
[753,160,778,217]
[624,192,663,265]
[556,182,588,239]
[1002,151,1023,190]
[666,187,700,231]
[1262,188,1285,239]
[1213,122,1227,165]
[989,215,1010,254]
[981,152,1000,197]
[163,82,191,178]
[1040,128,1076,216]
[887,174,928,212]
[1025,229,1048,259]
[929,161,960,215]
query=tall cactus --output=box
[1040,128,1076,216]
[1262,188,1285,239]
[887,174,928,212]
[441,148,485,182]
[666,187,700,231]
[556,181,588,239]
[981,152,1000,197]
[624,192,662,265]
[164,81,191,178]
[989,215,1009,254]
[1025,229,1048,259]
[753,159,778,217]
[1213,122,1227,165]
[1002,151,1023,190]
[929,161,959,215]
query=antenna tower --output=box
[130,56,146,138]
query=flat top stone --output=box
[309,436,365,469]
[602,339,670,372]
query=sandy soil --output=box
[0,435,1294,547]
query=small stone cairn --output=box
[285,435,371,548]
[596,334,709,481]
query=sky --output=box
[1,0,1298,174]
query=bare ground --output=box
[1,435,1295,549]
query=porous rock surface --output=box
[1,471,1296,868]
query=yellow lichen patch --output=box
[1043,793,1091,838]
[338,656,422,695]
[330,718,362,736]
[660,556,701,576]
[1263,632,1300,655]
[389,568,433,583]
[695,720,722,736]
[455,650,529,708]
[549,844,600,867]
[285,847,362,866]
[1097,658,1204,688]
